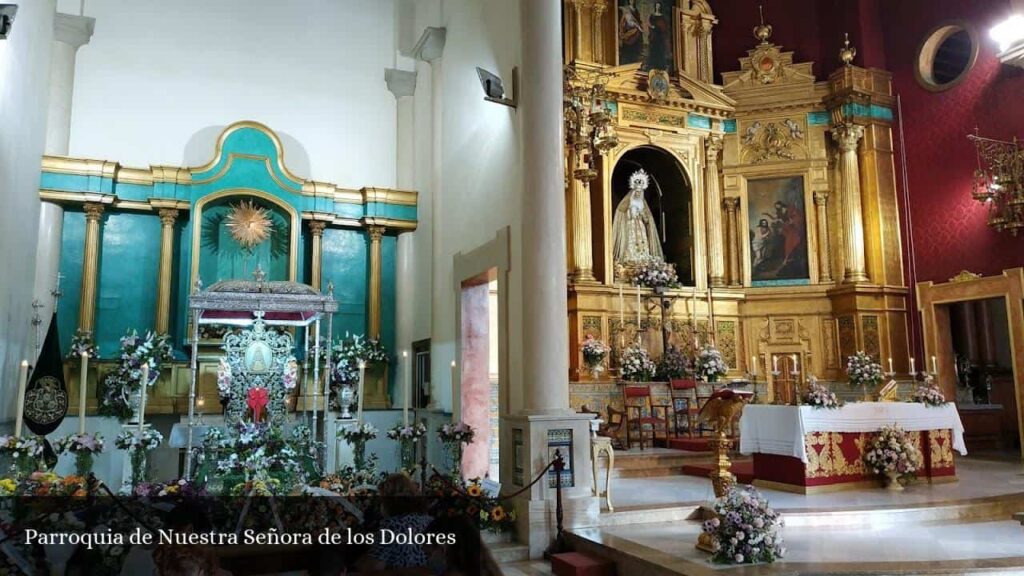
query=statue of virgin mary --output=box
[612,169,664,267]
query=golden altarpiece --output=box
[563,0,910,414]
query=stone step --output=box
[489,541,531,564]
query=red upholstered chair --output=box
[669,378,698,437]
[622,385,670,450]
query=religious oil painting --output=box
[747,176,810,286]
[617,0,675,73]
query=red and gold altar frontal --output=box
[561,1,911,403]
[753,429,957,494]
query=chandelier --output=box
[968,131,1024,235]
[564,65,619,183]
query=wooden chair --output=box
[604,406,626,450]
[669,379,698,437]
[622,385,670,450]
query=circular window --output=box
[916,23,978,91]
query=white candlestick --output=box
[79,352,88,435]
[791,354,799,374]
[931,355,938,374]
[887,357,893,374]
[402,350,410,426]
[910,357,916,375]
[618,284,624,324]
[450,360,457,408]
[636,286,641,327]
[138,365,149,433]
[14,360,28,437]
[751,355,757,376]
[357,361,366,424]
[772,355,779,373]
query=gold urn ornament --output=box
[839,33,857,66]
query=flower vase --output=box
[353,439,367,470]
[400,439,417,471]
[12,453,36,479]
[445,442,464,478]
[885,470,903,491]
[586,363,605,381]
[74,452,94,477]
[130,447,150,487]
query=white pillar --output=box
[34,13,95,352]
[520,0,570,414]
[387,68,418,399]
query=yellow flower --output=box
[491,506,506,522]
[467,484,483,498]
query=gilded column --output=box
[571,0,583,58]
[367,225,385,339]
[570,168,596,283]
[591,0,606,63]
[704,136,726,287]
[813,191,833,283]
[308,221,327,291]
[154,209,178,333]
[722,197,740,286]
[833,123,868,283]
[79,203,104,332]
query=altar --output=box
[739,403,967,493]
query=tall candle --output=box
[618,284,624,324]
[910,357,916,375]
[357,361,366,424]
[450,361,457,410]
[888,357,894,374]
[791,354,799,374]
[636,286,641,327]
[931,355,938,374]
[14,360,28,437]
[138,364,149,433]
[79,352,88,434]
[772,355,779,373]
[402,350,410,426]
[751,355,757,376]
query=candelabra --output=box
[968,131,1024,235]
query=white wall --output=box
[413,0,523,413]
[0,1,55,423]
[61,0,397,187]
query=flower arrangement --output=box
[217,358,233,401]
[0,435,44,477]
[115,428,163,452]
[912,375,946,407]
[631,257,679,288]
[580,335,610,378]
[424,475,516,533]
[657,345,691,381]
[67,329,98,360]
[695,344,728,383]
[701,485,785,564]
[388,422,428,470]
[56,432,105,477]
[132,478,208,499]
[99,330,173,420]
[329,333,390,410]
[340,423,378,469]
[846,351,883,389]
[619,344,656,382]
[282,356,299,390]
[438,422,475,478]
[863,425,920,487]
[802,376,840,409]
[206,421,312,490]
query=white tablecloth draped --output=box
[739,402,967,463]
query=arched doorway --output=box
[611,146,694,284]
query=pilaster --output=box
[367,225,385,339]
[722,197,740,286]
[308,220,327,291]
[833,123,868,284]
[813,191,833,284]
[79,203,104,332]
[155,209,178,333]
[704,136,725,287]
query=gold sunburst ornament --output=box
[225,200,272,249]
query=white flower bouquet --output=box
[802,376,840,409]
[846,351,883,389]
[695,344,728,383]
[581,336,610,368]
[632,257,679,288]
[55,432,104,455]
[339,422,379,443]
[438,421,475,445]
[701,485,785,564]
[386,422,428,440]
[619,345,656,382]
[115,428,164,451]
[863,424,920,481]
[911,376,946,407]
[67,329,98,360]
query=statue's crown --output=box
[629,169,650,191]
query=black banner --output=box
[24,314,67,436]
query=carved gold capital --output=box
[367,225,385,243]
[308,220,328,237]
[722,196,740,212]
[83,203,105,221]
[158,208,179,227]
[813,191,830,207]
[832,123,864,152]
[705,135,724,163]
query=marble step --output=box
[488,541,531,564]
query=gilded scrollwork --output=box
[742,119,805,163]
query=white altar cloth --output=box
[739,402,967,463]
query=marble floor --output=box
[601,456,1024,511]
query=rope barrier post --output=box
[544,449,567,559]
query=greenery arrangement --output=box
[99,330,173,420]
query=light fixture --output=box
[564,65,619,184]
[475,66,518,109]
[990,13,1024,68]
[968,130,1024,235]
[0,4,17,40]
